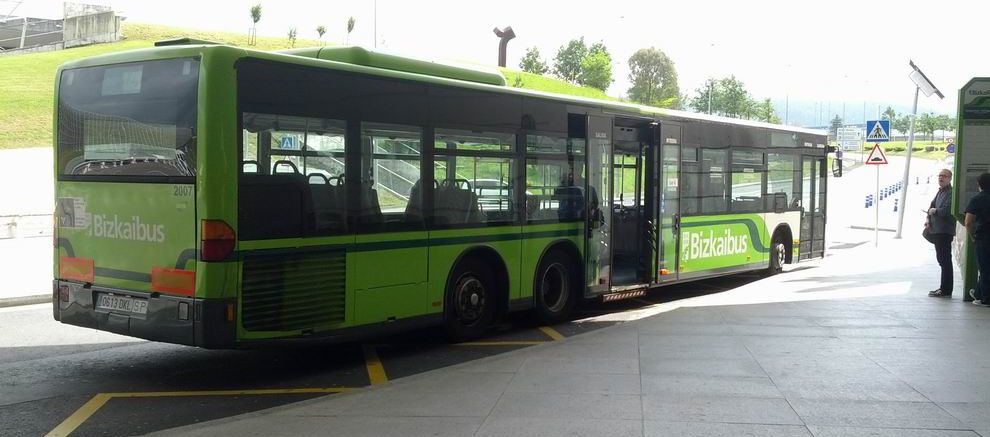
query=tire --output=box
[444,257,496,342]
[533,249,578,325]
[767,233,786,276]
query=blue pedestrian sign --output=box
[865,120,891,142]
[947,142,955,153]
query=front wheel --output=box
[444,258,496,342]
[767,234,786,276]
[533,249,579,325]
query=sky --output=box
[9,0,986,125]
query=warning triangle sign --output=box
[866,121,890,141]
[865,144,888,165]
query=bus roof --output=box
[60,41,826,138]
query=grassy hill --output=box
[0,23,616,149]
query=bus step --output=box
[601,288,647,303]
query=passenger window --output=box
[239,113,347,239]
[730,150,765,213]
[434,129,516,226]
[359,123,424,231]
[767,153,799,210]
[525,136,585,222]
[700,148,728,214]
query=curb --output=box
[0,294,50,308]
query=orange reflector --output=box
[659,269,670,276]
[202,219,235,240]
[59,257,94,282]
[226,303,235,322]
[151,268,195,296]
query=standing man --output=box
[928,169,955,297]
[965,173,990,304]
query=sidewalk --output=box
[150,228,990,437]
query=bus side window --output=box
[360,123,423,232]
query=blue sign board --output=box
[947,143,955,153]
[865,120,891,142]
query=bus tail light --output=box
[201,220,235,262]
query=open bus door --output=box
[585,115,612,294]
[657,122,681,282]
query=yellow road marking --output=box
[454,340,546,346]
[46,387,354,437]
[539,326,566,341]
[45,393,112,437]
[363,344,388,385]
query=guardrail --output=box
[0,214,52,239]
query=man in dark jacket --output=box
[965,172,990,304]
[928,169,956,297]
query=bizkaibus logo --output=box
[681,229,749,262]
[87,214,166,243]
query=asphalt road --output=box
[0,274,754,437]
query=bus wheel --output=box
[444,258,496,342]
[534,249,577,325]
[767,234,786,276]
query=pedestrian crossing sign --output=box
[865,143,888,165]
[865,120,891,142]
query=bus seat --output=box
[554,186,584,220]
[273,160,299,174]
[359,187,383,225]
[239,172,314,239]
[242,160,260,173]
[309,173,344,233]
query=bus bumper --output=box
[53,280,236,348]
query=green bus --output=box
[52,41,828,347]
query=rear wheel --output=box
[767,233,786,276]
[533,249,578,325]
[444,258,496,342]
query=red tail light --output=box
[201,220,235,262]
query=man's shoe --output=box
[930,290,952,298]
[929,289,941,296]
[974,300,983,305]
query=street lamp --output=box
[894,60,943,239]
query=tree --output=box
[553,38,587,83]
[316,25,326,45]
[346,16,356,45]
[579,43,612,91]
[936,114,953,140]
[717,76,750,118]
[626,47,679,108]
[918,112,937,141]
[754,98,781,124]
[519,47,549,75]
[287,27,297,48]
[882,106,897,122]
[891,113,911,138]
[830,115,843,138]
[249,4,262,46]
[689,78,718,114]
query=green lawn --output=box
[1,23,614,149]
[860,140,952,161]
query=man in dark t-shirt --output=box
[965,173,990,304]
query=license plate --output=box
[95,293,148,315]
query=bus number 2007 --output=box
[173,185,193,197]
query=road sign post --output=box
[865,143,889,247]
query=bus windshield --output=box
[57,57,199,178]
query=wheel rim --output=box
[540,262,568,313]
[773,242,785,269]
[454,275,485,324]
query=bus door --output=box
[585,115,612,293]
[611,123,653,286]
[657,123,681,282]
[799,156,826,259]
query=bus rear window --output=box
[57,58,199,179]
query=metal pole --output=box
[894,86,921,238]
[20,17,27,48]
[707,81,712,115]
[876,163,880,247]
